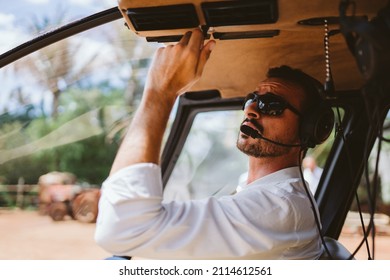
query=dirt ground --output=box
[339,234,390,260]
[0,209,108,260]
[1,209,390,260]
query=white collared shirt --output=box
[95,163,323,259]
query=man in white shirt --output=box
[95,29,331,259]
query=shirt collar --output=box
[237,166,302,191]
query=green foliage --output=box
[0,87,129,185]
[0,155,50,184]
[56,135,118,184]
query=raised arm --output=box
[110,29,215,175]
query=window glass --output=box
[164,110,248,201]
[0,19,160,201]
[0,16,162,260]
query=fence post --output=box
[16,177,25,209]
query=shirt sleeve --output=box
[94,163,313,259]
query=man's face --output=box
[236,77,305,158]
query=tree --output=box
[11,9,115,119]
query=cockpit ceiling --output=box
[117,0,388,98]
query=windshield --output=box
[0,18,159,186]
[0,10,163,260]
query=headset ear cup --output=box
[300,106,334,148]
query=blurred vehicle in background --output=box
[38,171,100,223]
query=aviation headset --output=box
[299,81,335,149]
[266,66,335,149]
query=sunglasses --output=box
[242,92,302,117]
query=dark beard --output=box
[236,134,291,158]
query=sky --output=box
[0,0,115,53]
[0,0,123,109]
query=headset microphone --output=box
[240,125,302,147]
